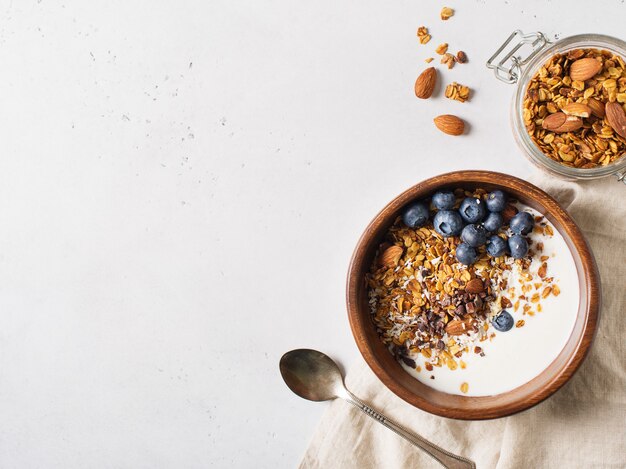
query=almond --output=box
[433,114,464,136]
[379,245,403,268]
[445,318,475,336]
[569,57,603,81]
[541,112,583,133]
[587,98,606,118]
[558,115,584,132]
[542,112,567,131]
[414,67,437,99]
[605,102,626,139]
[562,102,592,118]
[465,278,484,294]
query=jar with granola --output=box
[488,31,626,184]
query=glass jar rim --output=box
[512,33,626,180]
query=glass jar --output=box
[488,31,626,184]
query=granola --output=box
[445,82,471,103]
[523,48,626,168]
[366,188,560,377]
[440,53,456,69]
[440,7,454,21]
[417,26,431,45]
[435,43,449,55]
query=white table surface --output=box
[0,1,623,467]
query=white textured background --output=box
[0,1,623,467]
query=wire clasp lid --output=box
[487,30,549,84]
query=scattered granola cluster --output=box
[435,43,448,55]
[366,189,561,386]
[418,35,468,71]
[415,7,473,135]
[417,26,431,45]
[445,82,471,103]
[440,7,454,21]
[523,48,626,168]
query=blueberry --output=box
[432,191,456,210]
[493,310,514,332]
[509,212,534,235]
[460,224,487,247]
[402,201,429,228]
[455,242,478,265]
[508,234,529,259]
[486,235,507,257]
[459,197,486,224]
[483,212,504,232]
[433,210,464,237]
[485,190,507,212]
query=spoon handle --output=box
[345,393,475,469]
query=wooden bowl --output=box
[346,170,600,420]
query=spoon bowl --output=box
[279,349,347,402]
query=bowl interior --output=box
[346,171,600,420]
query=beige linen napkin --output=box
[301,175,626,469]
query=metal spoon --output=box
[279,349,476,469]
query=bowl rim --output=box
[346,170,600,420]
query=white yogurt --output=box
[401,207,580,396]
